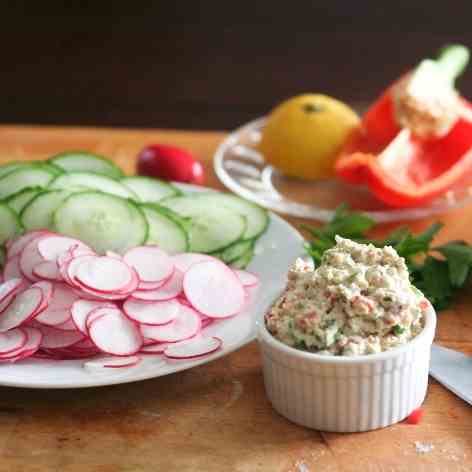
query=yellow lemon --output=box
[259,94,360,180]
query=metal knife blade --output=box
[430,344,472,406]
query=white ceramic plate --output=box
[0,184,303,388]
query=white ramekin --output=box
[258,306,436,432]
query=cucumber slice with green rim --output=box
[0,161,63,179]
[141,204,188,253]
[5,187,43,213]
[49,151,124,178]
[49,172,137,200]
[53,192,148,254]
[21,189,72,231]
[0,167,56,199]
[215,239,255,263]
[0,202,23,245]
[230,246,254,270]
[120,176,180,203]
[170,193,268,240]
[161,195,246,253]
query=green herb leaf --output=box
[435,241,472,287]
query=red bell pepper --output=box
[336,45,472,208]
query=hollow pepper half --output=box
[335,45,472,208]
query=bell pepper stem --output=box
[436,44,470,85]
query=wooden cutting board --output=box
[0,125,471,472]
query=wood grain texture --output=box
[0,125,471,471]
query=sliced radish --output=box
[37,236,90,261]
[33,260,62,281]
[131,269,183,301]
[139,342,169,354]
[234,270,259,287]
[0,327,42,360]
[71,299,116,334]
[65,254,97,286]
[84,355,141,369]
[7,230,50,259]
[0,286,43,332]
[163,336,222,359]
[19,237,46,281]
[75,256,134,292]
[0,278,25,305]
[88,308,143,356]
[0,328,27,354]
[54,318,79,331]
[39,325,84,349]
[3,255,22,280]
[32,280,54,304]
[124,246,174,284]
[172,253,216,273]
[183,260,245,318]
[47,283,79,310]
[35,308,71,326]
[72,338,98,350]
[123,299,179,325]
[140,305,201,343]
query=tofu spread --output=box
[265,236,428,356]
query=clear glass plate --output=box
[214,117,472,222]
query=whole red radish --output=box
[137,144,204,185]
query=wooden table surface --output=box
[0,125,471,472]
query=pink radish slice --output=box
[0,328,27,354]
[140,305,201,343]
[124,246,174,284]
[33,261,62,281]
[54,318,79,331]
[72,279,135,301]
[183,260,245,318]
[71,300,116,334]
[234,270,259,287]
[65,254,97,287]
[84,355,141,369]
[35,308,71,326]
[19,237,47,281]
[200,316,214,329]
[0,278,25,305]
[139,343,168,354]
[7,230,50,259]
[39,325,84,349]
[75,256,134,292]
[131,270,183,302]
[47,283,79,310]
[164,336,222,359]
[3,255,22,280]
[0,286,43,332]
[88,308,143,356]
[71,338,98,350]
[0,327,42,360]
[123,299,179,325]
[37,236,90,261]
[172,253,216,273]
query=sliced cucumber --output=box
[5,187,43,213]
[0,167,55,199]
[120,176,180,203]
[53,192,148,254]
[161,195,246,253]
[230,246,254,269]
[216,239,255,264]
[49,172,137,200]
[141,204,188,253]
[0,161,62,179]
[49,151,124,178]
[0,202,23,245]
[21,189,72,231]
[190,193,269,240]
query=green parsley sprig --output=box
[302,204,472,310]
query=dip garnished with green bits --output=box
[265,236,429,356]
